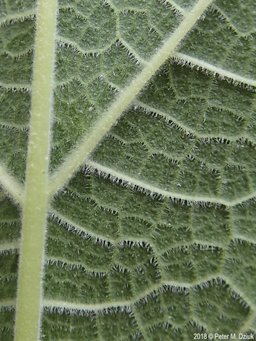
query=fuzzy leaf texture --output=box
[0,0,256,340]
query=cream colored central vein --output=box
[14,1,58,341]
[49,0,214,197]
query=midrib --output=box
[14,1,58,340]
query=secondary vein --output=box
[49,0,215,196]
[86,160,256,207]
[0,164,24,206]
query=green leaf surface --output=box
[0,0,256,340]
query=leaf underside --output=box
[0,0,256,340]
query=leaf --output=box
[0,0,256,340]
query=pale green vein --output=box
[51,208,159,253]
[0,300,16,311]
[56,37,256,88]
[165,0,187,15]
[57,35,117,56]
[240,311,256,334]
[42,275,227,313]
[221,275,256,311]
[135,100,256,143]
[175,52,256,87]
[50,208,116,244]
[0,82,31,91]
[14,1,58,341]
[0,9,36,27]
[191,319,209,333]
[0,240,19,254]
[88,159,215,203]
[86,160,256,207]
[46,256,107,274]
[230,193,256,207]
[233,235,256,246]
[0,120,28,131]
[118,38,147,65]
[212,4,254,37]
[0,164,24,206]
[49,0,214,197]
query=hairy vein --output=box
[49,0,214,197]
[165,0,187,15]
[14,1,58,341]
[0,164,24,206]
[0,9,36,27]
[0,240,19,254]
[86,160,227,206]
[43,274,246,313]
[86,160,256,207]
[175,52,256,87]
[134,100,256,143]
